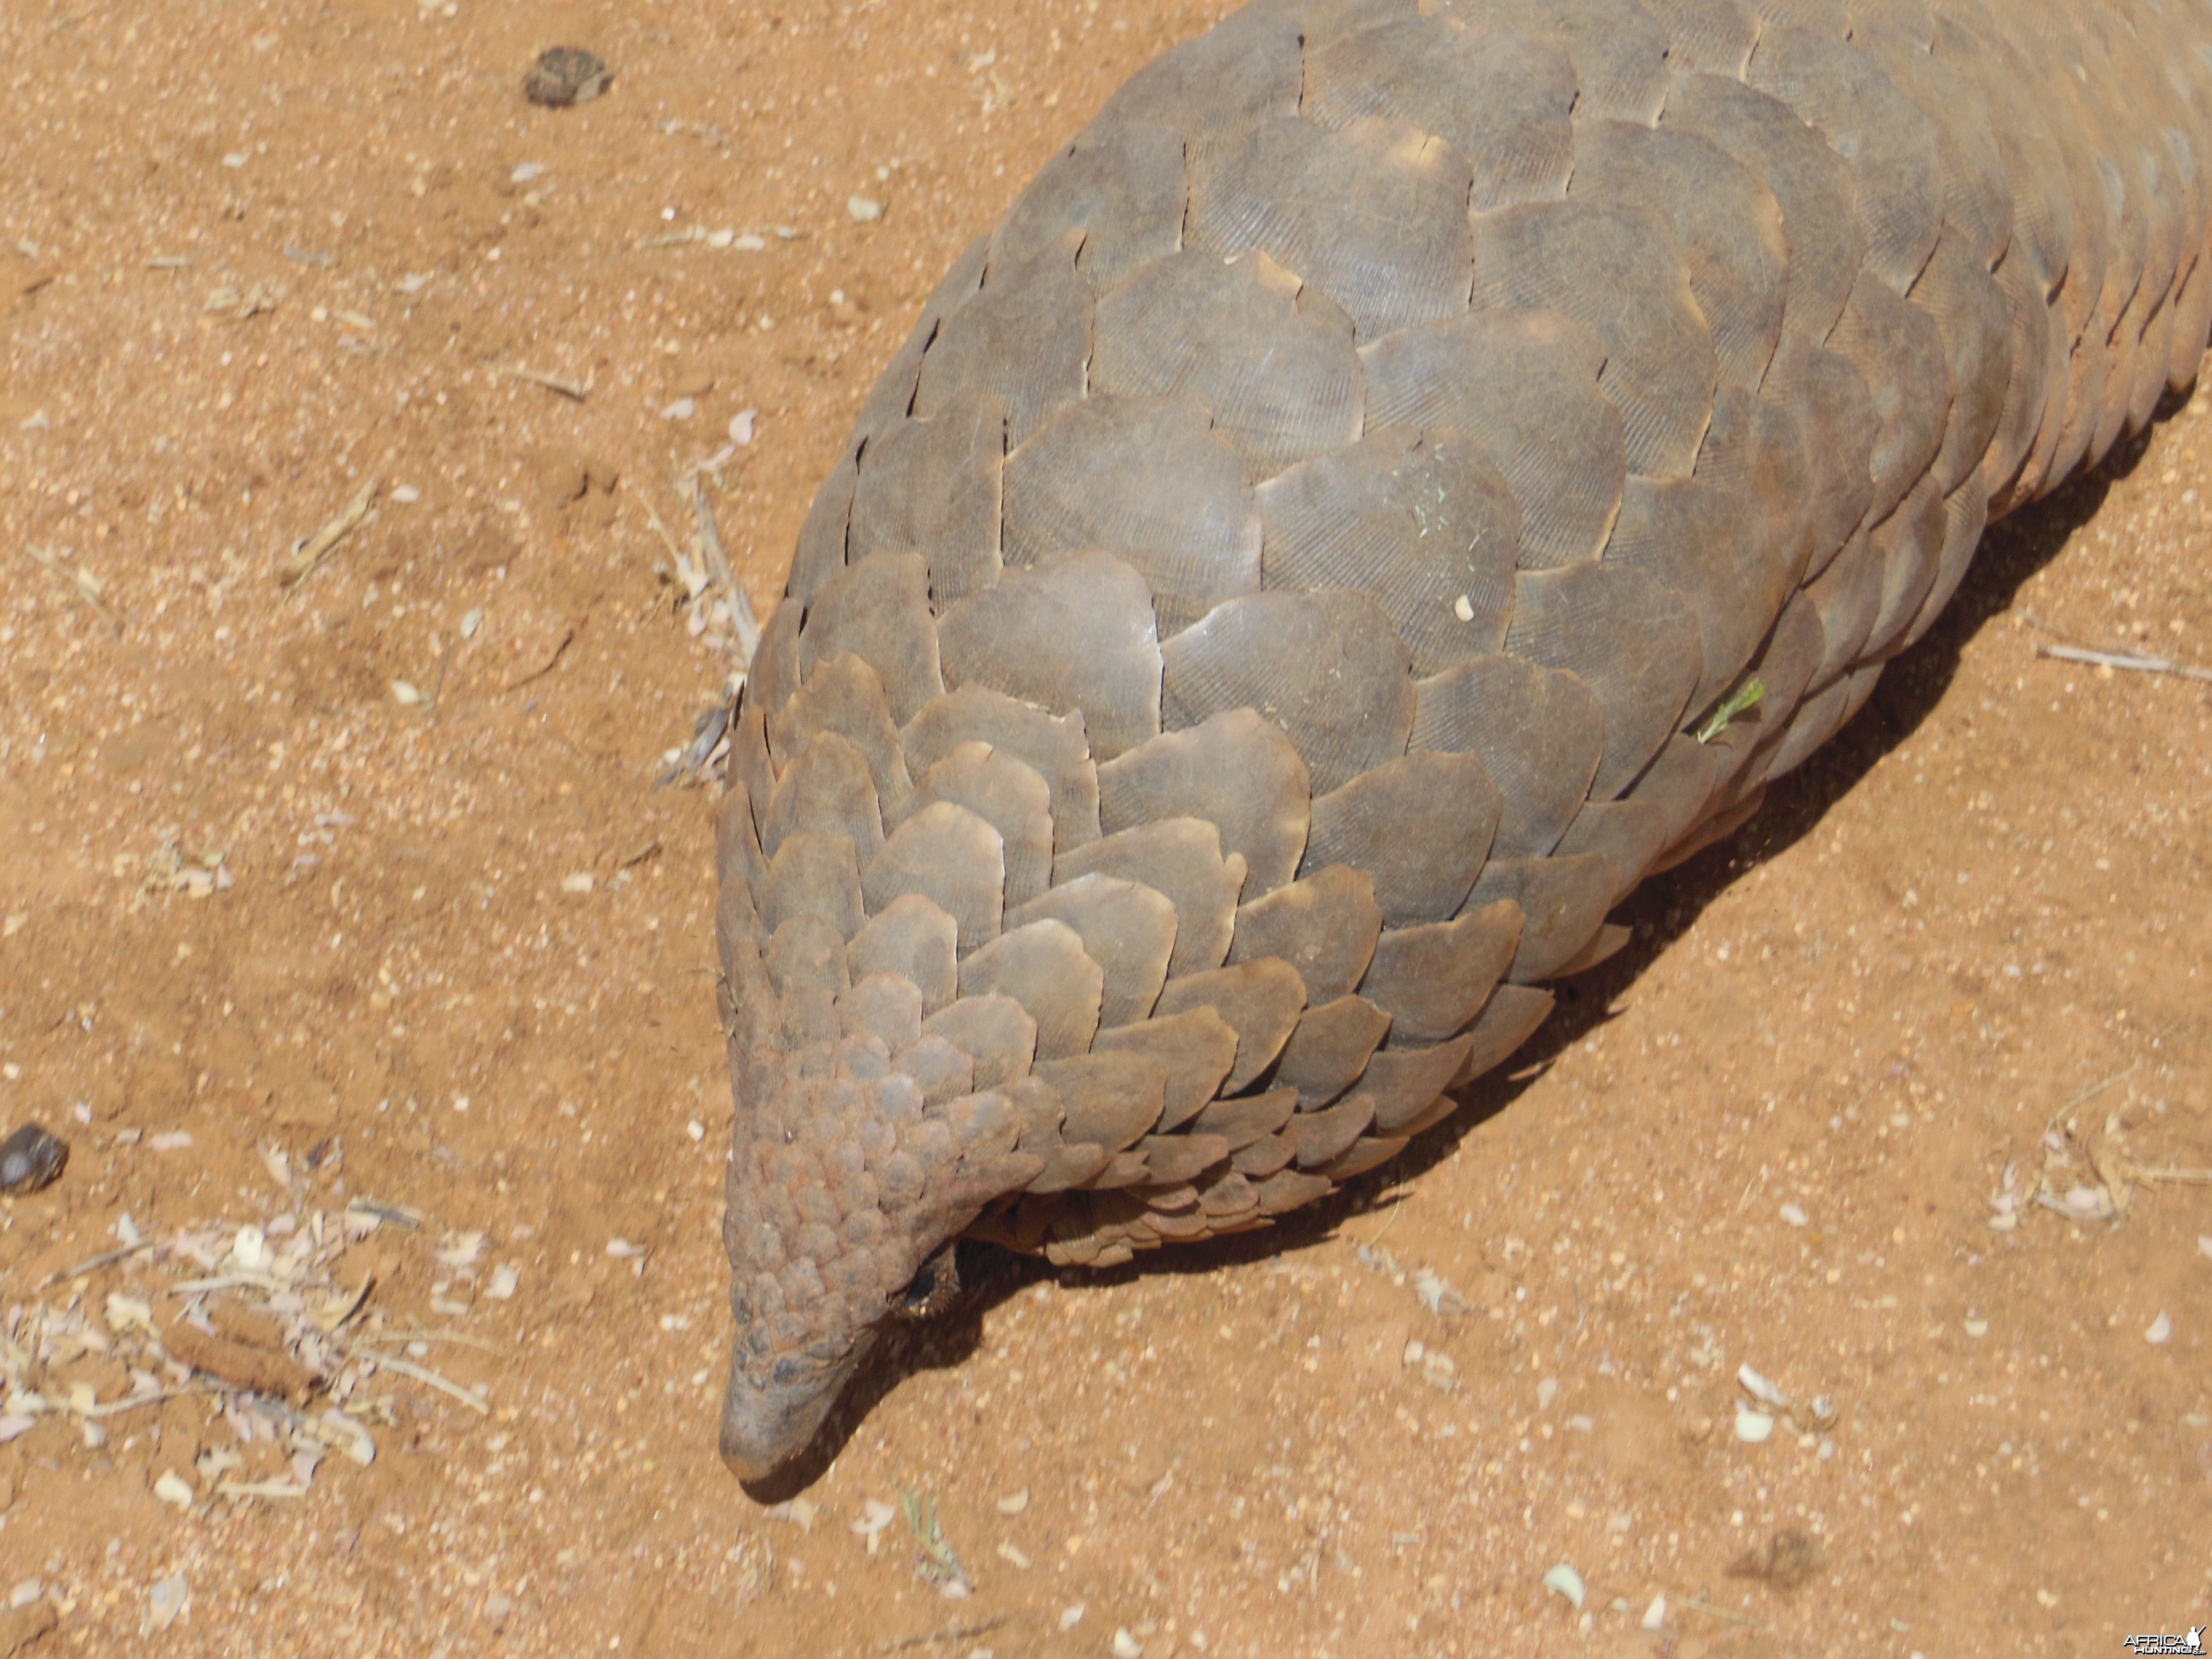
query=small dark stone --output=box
[1726,1528,1827,1591]
[0,1122,67,1196]
[523,46,610,108]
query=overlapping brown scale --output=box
[901,741,1054,912]
[838,974,925,1057]
[717,781,769,905]
[1160,589,1414,794]
[921,994,1037,1091]
[1313,1135,1410,1182]
[1154,960,1308,1093]
[1479,208,1717,480]
[1462,855,1616,985]
[1626,734,1730,853]
[1302,750,1501,926]
[762,833,867,941]
[1226,865,1384,1006]
[1860,472,1950,661]
[902,685,1101,857]
[1569,123,1788,393]
[1141,1134,1235,1186]
[1457,985,1556,1082]
[863,801,1004,952]
[1759,674,1857,783]
[987,120,1189,295]
[1909,228,2014,499]
[1411,655,1605,860]
[1800,531,1885,691]
[1849,10,2016,268]
[1190,1087,1298,1149]
[1274,995,1394,1109]
[1010,875,1177,1032]
[2128,288,2176,432]
[786,454,857,609]
[912,236,1093,448]
[1256,428,1519,673]
[1231,1132,1298,1179]
[1097,709,1311,898]
[849,237,987,464]
[747,597,804,733]
[847,386,1005,613]
[1360,309,1624,568]
[1094,2,1303,144]
[1093,1006,1239,1130]
[770,653,914,821]
[1090,251,1365,481]
[1747,28,1945,295]
[1756,336,1878,583]
[1602,476,1774,719]
[1283,1095,1376,1168]
[763,732,884,866]
[1302,16,1575,211]
[1358,900,1521,1045]
[1820,271,1953,533]
[1552,799,1671,907]
[1002,394,1262,635]
[1660,72,1866,347]
[1467,0,1669,124]
[1504,563,1703,802]
[1255,1167,1335,1214]
[1636,0,1757,76]
[957,921,1105,1062]
[1900,474,1990,653]
[849,895,959,1017]
[936,551,1163,763]
[796,552,944,729]
[1185,114,1477,341]
[1058,819,1248,980]
[1357,1036,1474,1134]
[1034,1049,1167,1151]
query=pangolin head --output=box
[715,951,1042,1482]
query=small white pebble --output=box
[1402,1339,1425,1367]
[1640,1593,1667,1631]
[486,1264,520,1300]
[222,152,248,168]
[706,228,735,249]
[391,484,422,504]
[231,1225,274,1274]
[660,397,697,421]
[995,1488,1029,1516]
[7,1581,43,1611]
[2146,1310,2173,1345]
[1536,1377,1558,1410]
[1964,1317,1989,1338]
[1058,1603,1086,1632]
[561,873,595,894]
[1452,593,1474,622]
[1734,1403,1776,1443]
[153,1471,194,1509]
[1779,1202,1809,1227]
[607,1239,648,1260]
[847,194,885,222]
[460,607,484,638]
[390,679,423,706]
[1112,1629,1144,1659]
[2199,1236,2212,1262]
[1541,1563,1585,1610]
[730,409,757,445]
[687,1120,706,1142]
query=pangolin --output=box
[713,0,2212,1479]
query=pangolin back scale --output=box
[713,0,2212,1478]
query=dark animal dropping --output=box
[0,1123,68,1197]
[712,0,2212,1481]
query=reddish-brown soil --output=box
[2,1,2208,1655]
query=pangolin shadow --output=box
[736,409,2160,1499]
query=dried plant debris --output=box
[0,1197,504,1512]
[0,1124,68,1196]
[276,481,378,589]
[898,1487,972,1593]
[24,543,120,628]
[524,46,609,108]
[1991,1070,2212,1231]
[1726,1529,1827,1591]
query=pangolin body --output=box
[715,0,2212,1479]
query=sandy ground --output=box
[1,0,2209,1655]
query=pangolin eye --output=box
[894,1243,962,1320]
